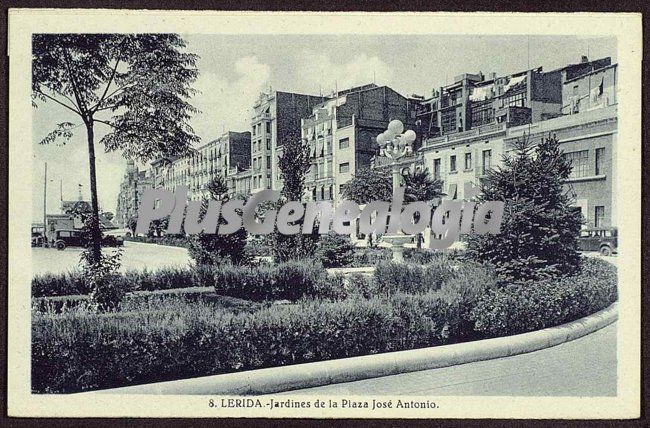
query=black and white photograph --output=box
[7,10,642,419]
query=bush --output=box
[373,257,455,294]
[213,261,346,302]
[350,247,392,267]
[31,257,617,393]
[345,273,377,299]
[314,233,356,268]
[32,266,213,298]
[32,291,451,393]
[471,257,617,337]
[32,271,90,297]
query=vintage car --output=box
[53,229,124,250]
[31,226,45,247]
[577,227,618,256]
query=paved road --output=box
[280,322,617,397]
[31,241,192,276]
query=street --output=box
[31,241,192,277]
[279,322,617,397]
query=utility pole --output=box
[43,162,47,246]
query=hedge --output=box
[31,257,617,393]
[471,257,617,336]
[32,290,456,393]
[32,266,211,298]
[213,260,346,302]
[373,257,456,294]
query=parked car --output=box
[577,227,617,256]
[31,226,45,247]
[53,229,124,250]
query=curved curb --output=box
[89,302,617,395]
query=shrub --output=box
[350,247,392,267]
[31,257,617,393]
[213,261,345,302]
[345,273,377,299]
[466,135,582,281]
[32,271,90,297]
[373,258,455,294]
[314,233,355,268]
[32,266,213,298]
[32,291,451,393]
[471,257,617,337]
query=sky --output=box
[32,34,617,222]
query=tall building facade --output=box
[115,159,154,228]
[300,84,419,202]
[250,90,326,192]
[417,57,617,227]
[148,131,251,200]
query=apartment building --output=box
[419,57,614,200]
[250,90,326,192]
[115,159,154,227]
[146,131,251,201]
[300,84,419,202]
[418,58,617,228]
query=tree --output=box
[32,34,200,264]
[402,168,444,248]
[187,175,249,266]
[267,134,317,262]
[466,134,583,282]
[342,167,392,247]
[342,167,392,205]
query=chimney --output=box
[581,55,589,63]
[491,72,497,81]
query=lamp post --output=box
[376,120,417,262]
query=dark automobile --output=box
[31,226,45,247]
[53,229,124,250]
[577,227,617,256]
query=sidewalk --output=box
[279,322,617,397]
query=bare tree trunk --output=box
[86,122,102,263]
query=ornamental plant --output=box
[466,134,583,282]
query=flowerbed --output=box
[31,256,616,393]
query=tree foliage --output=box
[32,34,200,161]
[187,175,249,266]
[466,134,582,282]
[32,34,200,310]
[268,135,318,262]
[342,167,393,204]
[402,168,444,248]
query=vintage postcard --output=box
[7,10,642,419]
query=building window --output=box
[441,109,456,134]
[433,158,441,180]
[482,149,492,174]
[471,105,494,127]
[450,155,457,172]
[328,185,333,200]
[339,138,350,149]
[266,122,271,134]
[464,152,472,170]
[266,156,271,169]
[564,150,589,178]
[502,91,526,107]
[595,206,605,227]
[339,162,350,174]
[266,139,271,151]
[595,148,605,175]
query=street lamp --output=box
[376,120,417,262]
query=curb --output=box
[88,302,617,396]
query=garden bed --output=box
[31,256,617,393]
